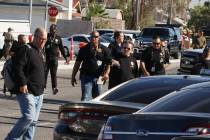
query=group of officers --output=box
[2,24,68,95]
[71,30,170,101]
[2,25,170,100]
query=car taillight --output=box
[185,125,210,135]
[97,125,113,140]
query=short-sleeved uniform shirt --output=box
[117,55,138,83]
[76,43,111,77]
[45,33,67,60]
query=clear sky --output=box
[189,0,207,8]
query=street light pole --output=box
[29,0,32,33]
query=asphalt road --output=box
[0,59,179,140]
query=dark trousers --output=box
[45,57,58,88]
[108,67,121,89]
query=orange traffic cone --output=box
[69,37,74,60]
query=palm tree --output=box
[84,0,108,21]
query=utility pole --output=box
[140,0,144,29]
[136,0,140,30]
[167,0,173,24]
[44,0,48,30]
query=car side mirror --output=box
[174,35,178,40]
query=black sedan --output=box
[178,49,203,74]
[98,81,210,140]
[54,75,210,140]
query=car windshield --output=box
[141,28,169,37]
[99,37,109,43]
[140,87,210,113]
[100,35,114,42]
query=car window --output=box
[73,36,89,43]
[141,28,169,37]
[169,28,175,37]
[97,30,114,35]
[101,78,201,104]
[141,88,210,113]
[174,28,181,40]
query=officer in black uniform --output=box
[108,31,124,89]
[45,24,68,95]
[140,36,169,76]
[110,41,138,87]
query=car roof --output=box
[143,27,171,30]
[62,34,90,38]
[93,75,210,101]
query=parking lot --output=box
[0,59,179,140]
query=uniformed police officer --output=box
[71,31,111,101]
[3,27,15,60]
[140,36,169,76]
[45,24,68,95]
[108,31,124,89]
[110,41,138,88]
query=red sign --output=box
[48,6,58,17]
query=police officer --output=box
[45,24,68,95]
[140,36,169,76]
[108,31,124,89]
[3,27,15,60]
[71,31,111,101]
[110,41,138,88]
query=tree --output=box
[111,0,136,29]
[188,1,210,29]
[83,0,108,21]
[104,0,191,29]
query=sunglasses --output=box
[92,36,99,38]
[153,42,161,45]
[123,47,131,50]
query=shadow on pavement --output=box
[0,115,18,120]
